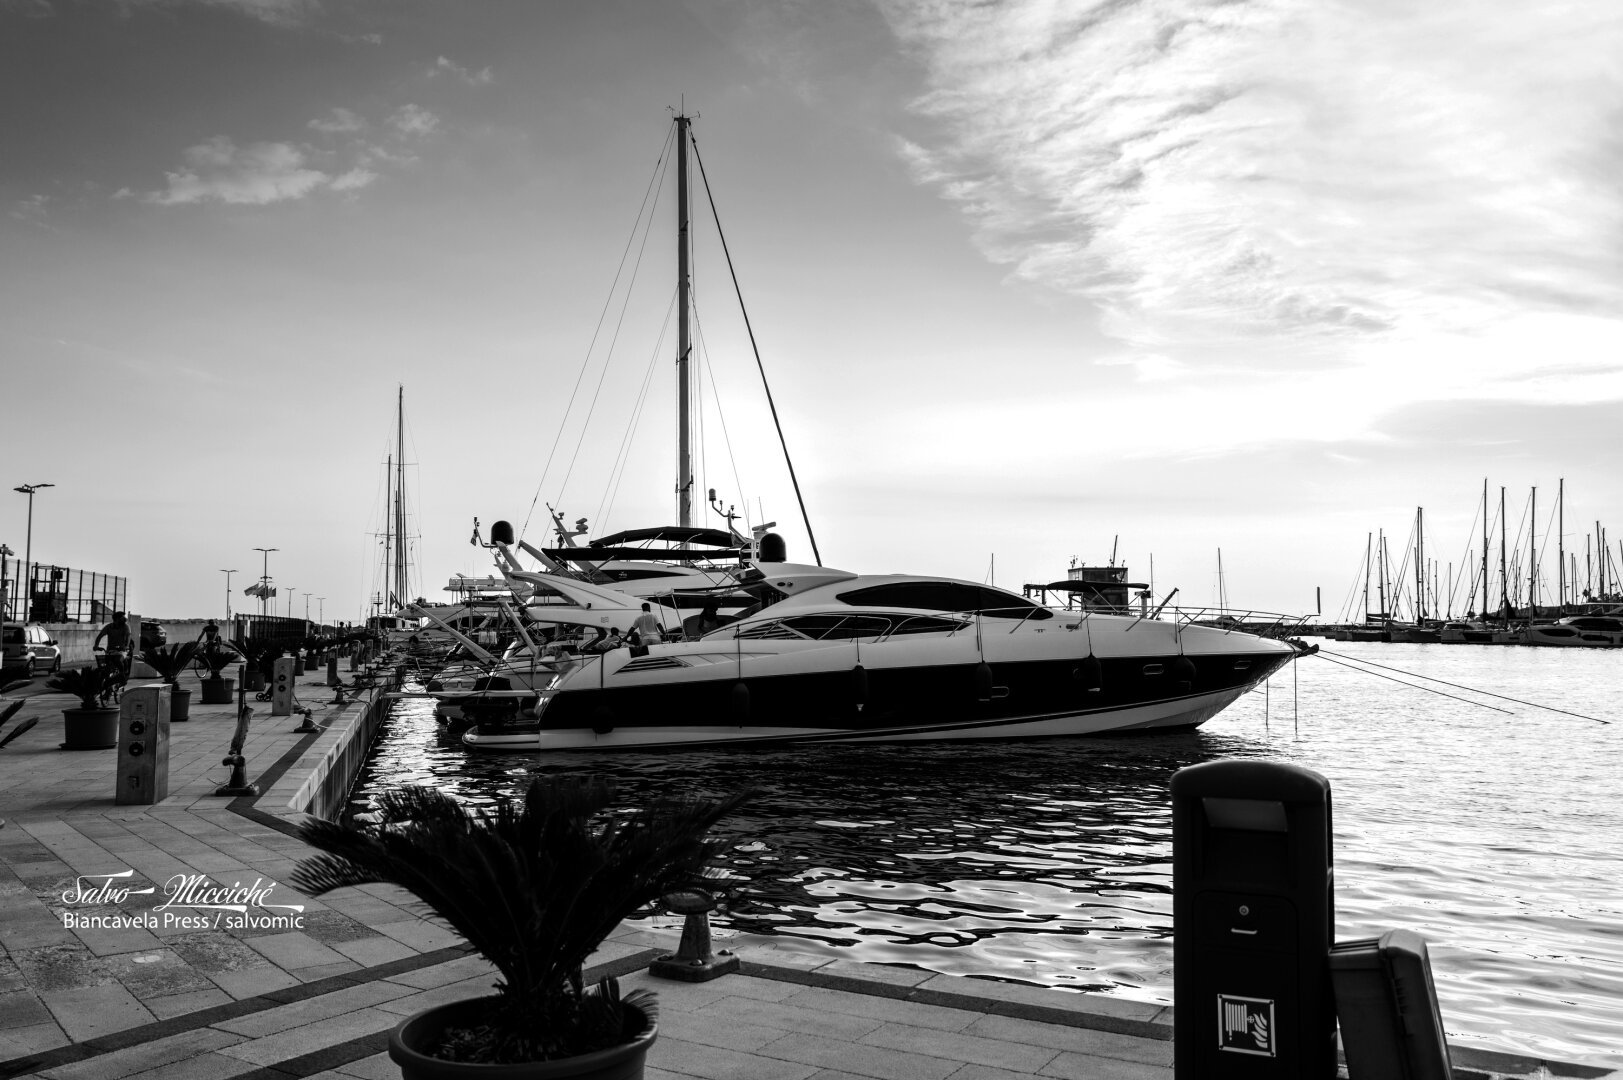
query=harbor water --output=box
[349,641,1623,1068]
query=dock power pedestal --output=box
[1173,760,1335,1078]
[115,684,171,806]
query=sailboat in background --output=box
[369,386,421,639]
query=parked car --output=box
[139,621,166,650]
[2,623,63,676]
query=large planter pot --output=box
[199,677,235,704]
[170,686,193,721]
[61,707,120,750]
[304,654,319,672]
[388,996,656,1080]
[246,669,266,692]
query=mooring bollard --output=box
[215,693,259,797]
[326,654,340,686]
[649,887,738,982]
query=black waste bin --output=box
[1173,759,1335,1078]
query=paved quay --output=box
[0,662,1614,1080]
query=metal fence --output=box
[231,614,310,645]
[0,562,127,623]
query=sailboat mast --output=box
[395,386,408,607]
[1363,532,1371,624]
[1377,530,1387,622]
[383,453,392,613]
[1529,486,1537,618]
[1480,479,1489,619]
[675,114,694,528]
[1557,479,1565,610]
[1415,507,1425,622]
[1499,487,1509,622]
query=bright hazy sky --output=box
[3,0,1621,624]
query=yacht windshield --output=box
[834,582,1052,620]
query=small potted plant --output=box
[291,775,754,1078]
[140,642,200,720]
[232,638,274,692]
[197,640,241,704]
[44,665,123,750]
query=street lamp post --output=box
[303,592,311,623]
[220,570,237,630]
[0,544,13,622]
[286,587,295,619]
[13,483,55,623]
[317,597,325,628]
[252,547,278,618]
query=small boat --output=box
[1522,616,1623,648]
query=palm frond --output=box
[291,774,755,1048]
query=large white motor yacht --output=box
[459,562,1300,751]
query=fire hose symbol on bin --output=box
[1218,994,1275,1057]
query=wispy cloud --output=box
[9,193,51,223]
[140,100,440,206]
[880,0,1623,352]
[387,104,439,138]
[308,107,364,134]
[431,56,492,86]
[145,137,329,205]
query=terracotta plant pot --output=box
[61,707,120,750]
[170,686,193,721]
[199,678,235,704]
[387,996,656,1080]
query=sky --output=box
[3,0,1621,626]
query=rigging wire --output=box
[691,302,753,537]
[688,129,823,566]
[551,153,673,520]
[596,291,676,532]
[519,122,676,544]
[1315,647,1610,724]
[1310,652,1513,714]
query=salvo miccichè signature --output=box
[60,870,306,931]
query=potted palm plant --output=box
[197,640,240,704]
[232,638,274,692]
[44,665,123,750]
[140,642,200,720]
[290,775,754,1079]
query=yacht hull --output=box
[460,629,1294,751]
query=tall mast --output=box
[675,113,694,528]
[394,386,408,607]
[1415,507,1425,622]
[1363,532,1371,624]
[1558,479,1565,611]
[1528,486,1537,618]
[1499,487,1509,622]
[383,453,392,613]
[1377,530,1387,622]
[1480,479,1489,619]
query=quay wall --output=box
[286,673,397,821]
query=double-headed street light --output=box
[317,597,326,627]
[220,570,237,627]
[13,483,55,622]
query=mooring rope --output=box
[1310,652,1513,715]
[1314,647,1610,723]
